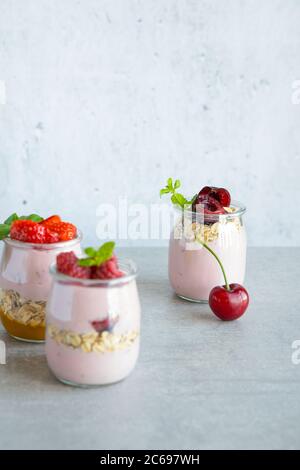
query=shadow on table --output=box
[170,293,219,325]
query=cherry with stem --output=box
[197,239,249,321]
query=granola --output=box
[174,206,241,243]
[0,289,46,327]
[48,324,139,353]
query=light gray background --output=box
[0,0,300,246]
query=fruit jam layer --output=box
[47,324,139,353]
[0,309,45,341]
[0,289,46,340]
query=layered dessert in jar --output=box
[0,214,81,341]
[45,242,140,386]
[161,179,247,302]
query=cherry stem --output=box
[198,240,230,291]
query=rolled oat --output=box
[0,289,46,327]
[48,323,139,353]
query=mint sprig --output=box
[160,177,193,209]
[0,224,11,239]
[78,241,116,267]
[19,214,43,223]
[0,213,44,240]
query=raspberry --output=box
[10,220,48,243]
[56,252,91,279]
[91,255,124,280]
[91,315,119,333]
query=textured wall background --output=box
[0,0,300,246]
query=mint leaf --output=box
[0,224,11,240]
[171,193,188,208]
[174,179,181,190]
[95,241,115,266]
[26,214,44,222]
[78,258,97,267]
[159,188,170,197]
[160,177,192,210]
[4,213,18,225]
[167,177,173,190]
[84,247,97,257]
[77,241,116,268]
[19,214,43,222]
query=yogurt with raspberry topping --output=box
[45,259,140,386]
[168,204,247,302]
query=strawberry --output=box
[10,220,47,243]
[43,227,60,243]
[41,220,77,241]
[41,215,61,226]
[49,222,77,241]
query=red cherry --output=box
[198,186,212,197]
[215,188,231,207]
[209,283,249,321]
[197,186,231,208]
[192,195,226,216]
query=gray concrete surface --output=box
[0,247,300,450]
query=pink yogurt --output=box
[45,259,141,386]
[168,209,247,302]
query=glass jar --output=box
[168,202,247,302]
[0,234,82,342]
[45,259,140,387]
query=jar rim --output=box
[49,257,138,287]
[174,199,246,220]
[2,230,83,250]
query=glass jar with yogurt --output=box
[45,259,140,386]
[0,234,82,342]
[168,203,247,302]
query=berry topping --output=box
[0,212,77,243]
[41,215,61,226]
[91,255,124,280]
[43,227,61,243]
[10,220,50,244]
[91,315,119,333]
[43,221,77,241]
[56,252,91,279]
[56,242,124,280]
